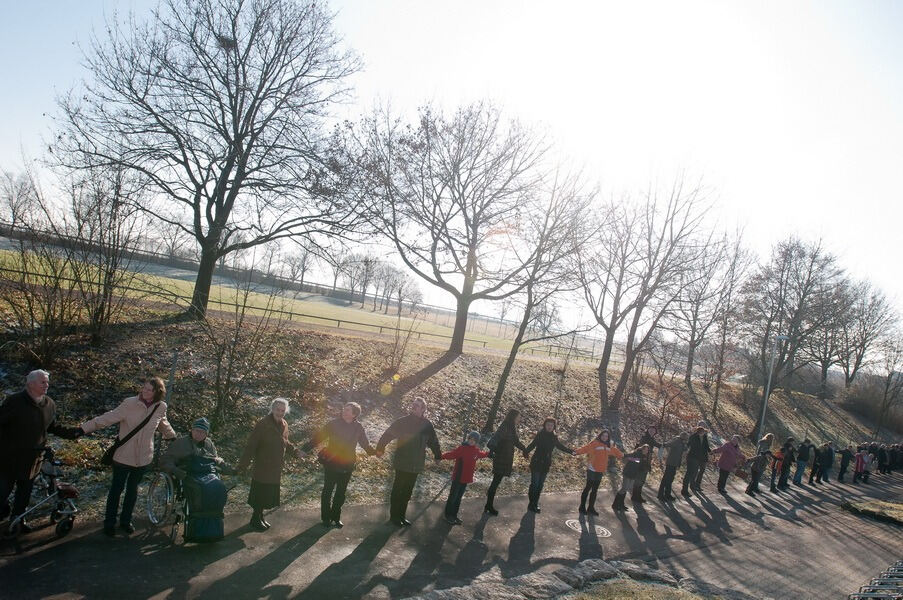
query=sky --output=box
[1,0,902,319]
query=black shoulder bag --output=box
[100,404,160,467]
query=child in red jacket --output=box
[442,431,488,524]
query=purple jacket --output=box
[714,442,745,471]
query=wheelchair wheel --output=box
[146,471,174,526]
[55,517,74,537]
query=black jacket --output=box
[306,417,375,472]
[797,443,810,462]
[0,390,81,479]
[622,449,648,479]
[377,414,441,474]
[687,431,711,461]
[638,431,661,469]
[839,449,854,468]
[488,422,526,476]
[525,429,572,473]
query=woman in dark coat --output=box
[237,398,300,531]
[523,417,575,513]
[484,409,526,516]
[613,444,650,512]
[633,425,661,503]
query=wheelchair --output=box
[3,447,79,539]
[144,468,186,542]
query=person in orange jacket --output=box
[575,429,624,515]
[441,431,489,524]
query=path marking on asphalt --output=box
[565,519,612,537]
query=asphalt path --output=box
[0,469,900,599]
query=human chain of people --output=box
[2,370,901,542]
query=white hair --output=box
[26,370,50,383]
[270,397,290,415]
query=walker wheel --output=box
[3,521,21,540]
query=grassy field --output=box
[0,248,602,359]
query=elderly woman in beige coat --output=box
[81,377,176,536]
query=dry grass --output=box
[841,499,903,525]
[562,578,706,600]
[2,305,897,520]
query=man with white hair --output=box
[0,370,83,532]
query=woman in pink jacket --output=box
[81,377,176,536]
[712,435,746,495]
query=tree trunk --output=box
[712,325,728,416]
[484,292,533,432]
[610,345,636,410]
[684,341,697,391]
[448,295,472,355]
[189,245,219,318]
[596,335,615,414]
[819,361,830,400]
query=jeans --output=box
[444,479,467,518]
[580,470,603,509]
[821,467,831,482]
[105,464,147,528]
[321,468,352,522]
[619,476,636,494]
[389,470,419,521]
[0,475,34,519]
[793,459,807,484]
[528,470,548,507]
[658,464,678,498]
[838,463,849,482]
[683,458,704,492]
[809,464,821,484]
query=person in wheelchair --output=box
[160,417,235,541]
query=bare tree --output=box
[802,278,855,399]
[710,232,751,415]
[394,272,421,316]
[838,281,897,389]
[56,0,362,318]
[200,258,288,430]
[740,238,843,431]
[356,102,548,355]
[670,232,727,391]
[577,179,706,418]
[284,242,316,296]
[323,248,349,295]
[873,338,903,439]
[646,332,684,434]
[0,173,82,366]
[482,170,594,431]
[61,163,149,343]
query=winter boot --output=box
[611,492,629,512]
[631,486,646,503]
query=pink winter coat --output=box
[81,396,176,467]
[714,441,745,471]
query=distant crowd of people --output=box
[2,370,901,537]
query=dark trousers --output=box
[528,470,548,507]
[444,479,467,518]
[389,470,419,521]
[580,470,603,509]
[0,475,34,519]
[658,464,678,498]
[717,468,730,492]
[778,466,791,488]
[106,464,147,528]
[486,473,505,508]
[809,464,821,484]
[746,469,762,493]
[838,463,849,482]
[695,459,707,488]
[682,458,703,492]
[321,468,352,522]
